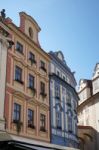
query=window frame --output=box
[16,41,23,54]
[29,52,36,64]
[13,103,21,123]
[56,111,62,129]
[29,74,35,90]
[55,84,60,99]
[40,81,45,94]
[40,114,46,132]
[40,60,46,72]
[28,109,35,129]
[15,66,23,84]
[68,112,72,132]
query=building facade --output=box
[78,63,99,150]
[49,51,79,148]
[4,12,50,143]
[0,20,13,133]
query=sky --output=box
[0,0,99,86]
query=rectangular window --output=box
[28,109,34,128]
[56,112,61,129]
[13,103,21,122]
[40,60,46,72]
[66,91,71,106]
[55,85,60,99]
[40,82,45,94]
[15,66,23,83]
[29,52,36,64]
[68,116,72,132]
[40,114,46,131]
[29,74,35,89]
[63,76,65,81]
[16,41,23,54]
[57,71,60,76]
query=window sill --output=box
[28,124,35,129]
[14,79,24,85]
[16,49,24,55]
[68,130,72,133]
[40,67,47,72]
[40,128,46,132]
[40,92,47,98]
[56,126,62,130]
[29,59,36,65]
[67,103,71,107]
[13,120,22,125]
[55,96,60,100]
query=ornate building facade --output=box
[78,63,99,150]
[49,51,79,148]
[4,12,50,143]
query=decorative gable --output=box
[55,51,67,65]
[19,12,41,45]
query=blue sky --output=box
[0,0,99,85]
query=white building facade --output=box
[0,21,13,132]
[78,63,99,150]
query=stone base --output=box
[0,119,5,131]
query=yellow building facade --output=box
[5,12,50,143]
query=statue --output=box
[0,9,6,21]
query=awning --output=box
[0,133,79,150]
[10,142,55,150]
[0,131,12,141]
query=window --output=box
[40,82,45,94]
[66,91,71,106]
[13,103,21,122]
[15,66,23,83]
[56,112,61,129]
[57,71,60,76]
[55,85,60,99]
[40,114,46,131]
[75,124,77,135]
[73,101,77,112]
[29,52,36,64]
[29,74,35,89]
[63,76,65,81]
[68,112,72,132]
[16,41,23,54]
[28,109,34,128]
[40,60,46,72]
